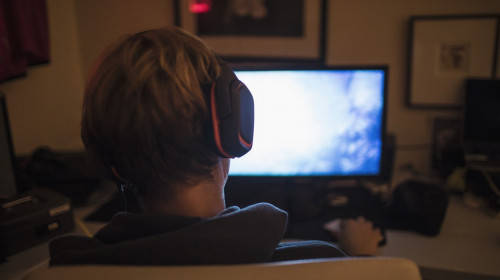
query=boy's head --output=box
[81,26,222,198]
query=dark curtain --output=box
[0,0,50,82]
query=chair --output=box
[24,257,421,280]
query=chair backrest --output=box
[24,257,421,280]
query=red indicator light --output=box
[189,0,211,13]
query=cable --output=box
[120,184,128,212]
[75,217,92,237]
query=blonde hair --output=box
[81,26,221,197]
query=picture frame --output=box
[174,0,326,63]
[406,15,500,109]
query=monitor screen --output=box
[464,79,500,144]
[229,66,388,179]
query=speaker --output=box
[208,60,254,158]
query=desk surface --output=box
[380,195,500,279]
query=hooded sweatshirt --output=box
[49,203,346,266]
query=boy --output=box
[49,26,381,265]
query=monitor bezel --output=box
[0,92,23,199]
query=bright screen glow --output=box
[229,68,386,177]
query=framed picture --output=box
[174,0,326,63]
[407,15,500,109]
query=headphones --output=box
[207,59,254,158]
[114,57,254,207]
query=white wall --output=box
[0,0,85,155]
[74,0,174,78]
[0,0,174,155]
[1,0,499,175]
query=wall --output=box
[1,0,500,175]
[0,0,85,155]
[74,0,174,78]
[0,0,174,155]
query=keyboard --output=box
[285,186,387,245]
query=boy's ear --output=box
[111,166,126,183]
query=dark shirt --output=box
[49,203,346,266]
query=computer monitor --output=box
[464,79,500,162]
[0,93,19,199]
[228,66,388,182]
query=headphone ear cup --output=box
[209,64,254,158]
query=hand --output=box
[324,216,383,256]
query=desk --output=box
[380,195,500,280]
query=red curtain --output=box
[0,0,50,82]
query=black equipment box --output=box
[0,188,74,257]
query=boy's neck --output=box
[139,181,226,218]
